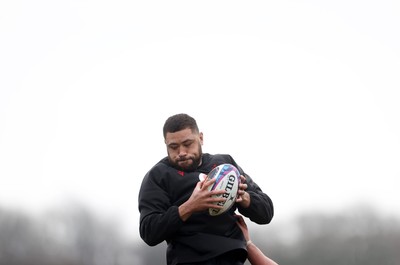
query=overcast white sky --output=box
[1,0,399,238]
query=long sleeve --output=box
[138,165,185,246]
[237,173,274,224]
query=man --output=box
[138,113,274,265]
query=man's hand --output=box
[236,175,251,208]
[178,177,226,221]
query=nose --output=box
[178,147,187,157]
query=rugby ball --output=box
[206,163,241,216]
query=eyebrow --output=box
[167,138,194,147]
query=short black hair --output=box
[163,113,199,139]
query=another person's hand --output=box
[235,214,250,241]
[235,214,279,265]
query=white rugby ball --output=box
[207,163,241,216]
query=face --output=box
[165,128,203,172]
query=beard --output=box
[169,145,203,172]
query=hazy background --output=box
[1,1,399,264]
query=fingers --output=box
[235,215,248,236]
[240,175,246,183]
[194,176,232,211]
[195,178,226,200]
[195,181,204,190]
[205,193,227,211]
[235,214,244,223]
[236,175,249,203]
[238,174,247,193]
[200,176,217,190]
[239,175,248,190]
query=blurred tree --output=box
[0,205,136,265]
[251,205,400,265]
[1,203,399,265]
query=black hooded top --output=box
[138,153,274,265]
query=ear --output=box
[199,132,204,145]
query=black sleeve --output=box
[237,172,274,224]
[227,155,273,224]
[138,169,184,246]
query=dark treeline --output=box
[250,206,400,265]
[1,203,399,265]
